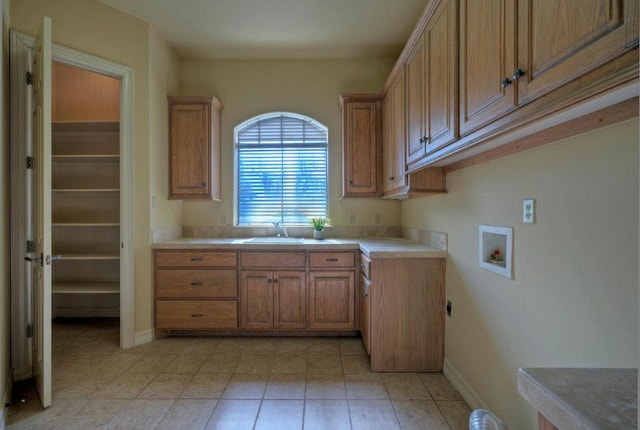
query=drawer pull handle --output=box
[190,257,203,262]
[326,258,338,262]
[190,282,203,286]
[191,313,204,318]
[360,263,366,267]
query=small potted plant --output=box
[310,217,328,240]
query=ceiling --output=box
[96,0,428,60]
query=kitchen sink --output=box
[244,237,305,244]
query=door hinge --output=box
[26,157,34,169]
[26,72,33,86]
[26,240,35,253]
[27,324,33,338]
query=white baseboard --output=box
[443,358,487,410]
[133,329,154,347]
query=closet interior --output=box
[51,61,121,319]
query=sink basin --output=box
[245,237,305,244]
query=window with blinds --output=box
[235,113,328,225]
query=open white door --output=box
[26,16,53,408]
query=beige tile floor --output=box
[6,319,471,429]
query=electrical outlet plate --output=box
[523,199,535,224]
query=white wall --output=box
[402,118,639,429]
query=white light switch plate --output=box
[523,199,535,224]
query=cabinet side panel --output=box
[371,259,445,372]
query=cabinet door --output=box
[273,271,306,329]
[308,271,355,330]
[459,0,517,136]
[516,0,638,105]
[341,96,382,197]
[383,73,408,193]
[424,0,458,154]
[240,271,273,329]
[382,91,395,193]
[168,96,222,200]
[390,73,408,190]
[359,275,371,355]
[405,35,427,166]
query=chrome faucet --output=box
[272,222,288,237]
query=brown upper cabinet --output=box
[383,72,447,199]
[168,96,222,200]
[405,0,458,172]
[340,94,383,198]
[460,0,638,137]
[382,73,408,194]
[380,0,638,175]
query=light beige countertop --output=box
[518,367,637,430]
[151,237,447,258]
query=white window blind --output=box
[236,113,328,225]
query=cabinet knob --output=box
[273,278,278,283]
[501,77,513,88]
[267,278,272,283]
[202,182,206,187]
[389,176,394,180]
[512,68,525,80]
[419,136,429,144]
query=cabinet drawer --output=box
[156,270,237,298]
[155,251,237,268]
[156,300,237,329]
[240,252,306,268]
[360,253,371,278]
[310,252,355,268]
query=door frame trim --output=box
[10,30,135,379]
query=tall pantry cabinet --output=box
[51,62,121,318]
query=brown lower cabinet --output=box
[308,271,355,330]
[156,300,237,329]
[154,249,358,335]
[240,270,306,329]
[360,252,445,372]
[154,250,239,331]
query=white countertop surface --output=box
[152,237,447,258]
[518,367,637,430]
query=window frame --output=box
[233,112,329,226]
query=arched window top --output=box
[235,112,328,147]
[234,112,328,226]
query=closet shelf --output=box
[53,154,119,159]
[53,222,119,227]
[54,252,120,260]
[52,189,119,193]
[53,282,119,294]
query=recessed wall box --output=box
[479,224,513,279]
